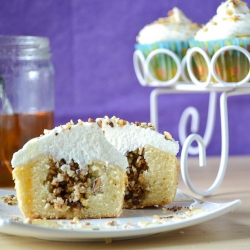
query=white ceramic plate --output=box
[0,189,241,242]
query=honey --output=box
[0,111,54,187]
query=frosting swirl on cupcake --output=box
[195,0,250,41]
[136,7,200,44]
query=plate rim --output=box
[0,189,242,241]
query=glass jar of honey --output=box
[0,35,54,187]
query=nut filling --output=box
[45,159,103,212]
[124,148,148,208]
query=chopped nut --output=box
[118,119,127,127]
[73,217,79,223]
[80,198,88,207]
[43,129,50,135]
[92,178,103,194]
[54,202,70,212]
[77,119,84,125]
[124,147,148,208]
[65,122,72,130]
[97,119,102,128]
[226,9,233,16]
[9,217,21,222]
[88,118,95,122]
[106,221,117,226]
[23,218,32,224]
[0,194,18,206]
[44,203,51,210]
[138,221,149,227]
[164,131,173,140]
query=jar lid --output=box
[0,35,51,59]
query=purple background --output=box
[0,0,250,156]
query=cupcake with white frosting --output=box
[190,0,250,83]
[135,7,200,82]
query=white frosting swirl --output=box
[11,121,128,171]
[136,7,200,44]
[195,0,250,41]
[97,117,179,156]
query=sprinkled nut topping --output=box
[65,122,72,130]
[164,131,173,140]
[97,119,102,128]
[88,118,95,123]
[43,129,50,135]
[23,218,32,224]
[118,119,127,127]
[103,116,156,130]
[232,0,241,6]
[0,194,18,206]
[77,119,84,125]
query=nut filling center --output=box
[125,147,148,208]
[44,159,103,212]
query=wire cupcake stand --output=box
[133,45,250,196]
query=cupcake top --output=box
[195,0,250,41]
[11,119,128,171]
[96,116,179,156]
[136,7,200,44]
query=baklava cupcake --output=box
[135,7,200,82]
[190,0,250,83]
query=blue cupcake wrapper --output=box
[189,37,250,57]
[135,41,189,59]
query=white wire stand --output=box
[133,45,250,196]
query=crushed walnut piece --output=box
[43,129,51,135]
[118,119,127,127]
[124,147,148,208]
[105,221,117,227]
[92,177,103,194]
[9,217,22,222]
[231,0,241,6]
[97,119,102,128]
[164,131,173,140]
[44,158,103,212]
[23,218,32,224]
[0,194,18,206]
[77,119,84,125]
[88,118,95,123]
[65,122,72,130]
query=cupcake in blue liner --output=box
[135,7,200,83]
[190,0,250,83]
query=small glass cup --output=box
[0,35,54,187]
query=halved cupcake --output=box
[96,116,179,209]
[12,119,128,219]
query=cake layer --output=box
[96,116,179,209]
[13,155,126,219]
[12,119,128,219]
